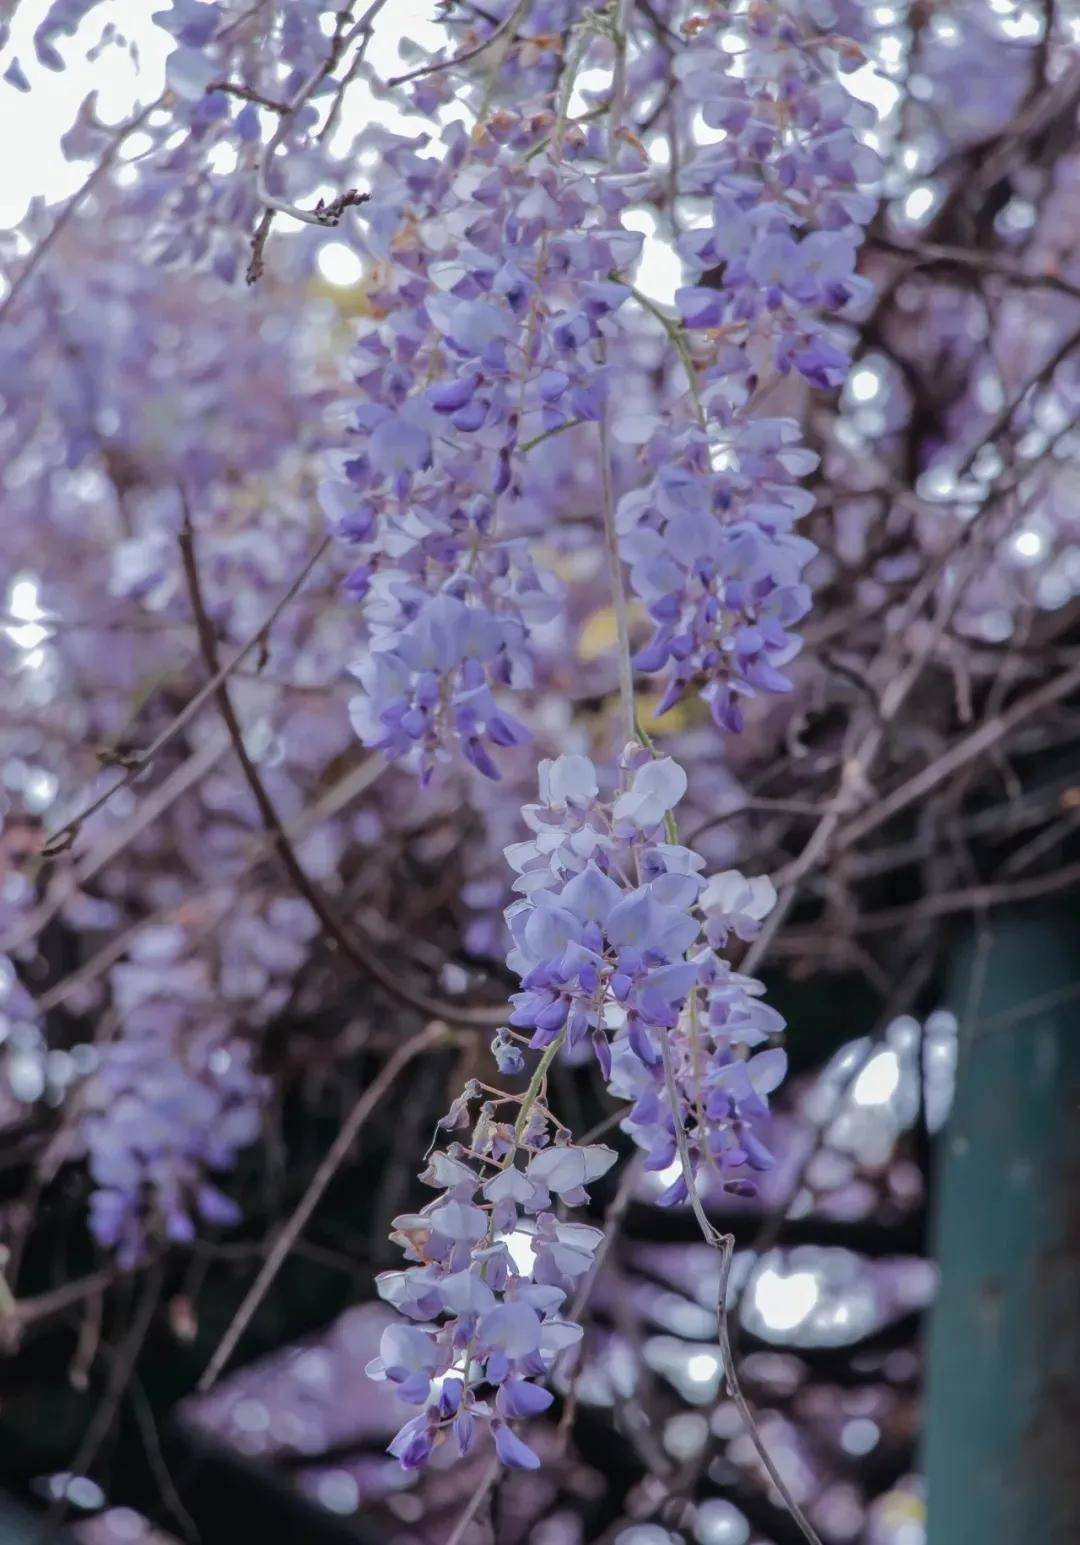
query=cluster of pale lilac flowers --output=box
[370,1128,615,1470]
[327,112,650,781]
[82,1020,264,1267]
[619,2,879,732]
[506,751,787,1192]
[77,901,319,1265]
[369,0,884,1474]
[376,749,787,1466]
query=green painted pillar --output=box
[925,904,1080,1545]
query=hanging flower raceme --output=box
[618,0,879,734]
[370,1106,616,1471]
[376,750,787,1470]
[504,749,702,1071]
[326,111,650,782]
[73,905,318,1266]
[81,1016,265,1268]
[505,751,787,1198]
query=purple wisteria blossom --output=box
[617,2,880,733]
[506,751,787,1199]
[370,1126,615,1470]
[82,1021,265,1267]
[143,0,352,280]
[75,907,316,1265]
[328,112,649,781]
[376,748,786,1466]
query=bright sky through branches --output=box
[0,0,900,307]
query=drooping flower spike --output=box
[372,0,878,1472]
[329,115,650,782]
[619,2,879,732]
[376,748,786,1467]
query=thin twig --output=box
[444,1455,501,1545]
[68,1286,105,1392]
[247,0,383,276]
[205,78,289,112]
[40,535,331,858]
[872,234,1080,304]
[130,1375,200,1543]
[659,1029,824,1545]
[557,1152,642,1447]
[600,2,639,748]
[56,1266,162,1520]
[386,0,528,88]
[834,856,1080,934]
[1,1269,119,1343]
[973,977,1080,1036]
[197,1021,447,1392]
[177,506,502,1029]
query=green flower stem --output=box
[513,1027,568,1141]
[627,282,705,426]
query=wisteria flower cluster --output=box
[620,2,879,732]
[77,904,318,1265]
[82,1021,264,1268]
[512,751,789,1196]
[375,747,787,1465]
[326,113,650,782]
[370,1128,614,1470]
[363,0,882,1472]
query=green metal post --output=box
[925,904,1080,1545]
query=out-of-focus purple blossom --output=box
[72,900,320,1264]
[134,0,354,279]
[82,1022,264,1267]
